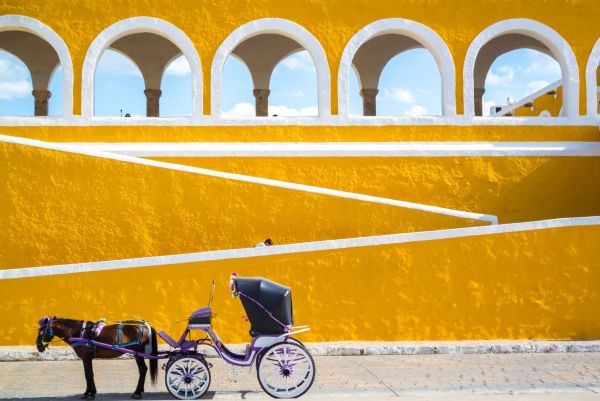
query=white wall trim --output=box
[63,141,600,157]
[81,17,203,118]
[338,18,457,117]
[210,18,331,119]
[464,18,579,117]
[586,38,600,117]
[0,133,497,224]
[1,216,598,279]
[0,15,73,117]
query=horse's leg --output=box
[132,356,148,399]
[80,357,91,398]
[82,357,96,399]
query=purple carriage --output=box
[156,275,315,399]
[36,275,314,399]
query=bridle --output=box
[38,317,57,348]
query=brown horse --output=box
[36,316,158,400]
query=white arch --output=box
[464,19,579,117]
[585,38,600,117]
[211,18,331,118]
[338,18,456,117]
[0,15,73,117]
[81,16,202,118]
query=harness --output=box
[71,319,148,350]
[112,321,147,349]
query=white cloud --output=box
[523,50,561,77]
[269,105,317,116]
[164,56,191,76]
[527,80,550,92]
[482,100,496,116]
[280,51,315,72]
[222,102,318,117]
[222,102,255,117]
[486,66,514,86]
[97,50,142,76]
[403,104,428,116]
[0,55,32,100]
[288,89,304,97]
[383,87,415,103]
[0,81,32,100]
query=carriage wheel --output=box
[165,356,211,400]
[257,342,315,398]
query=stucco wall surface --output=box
[0,223,598,345]
[154,156,600,224]
[2,0,600,115]
[1,125,599,143]
[0,141,483,269]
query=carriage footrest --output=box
[158,330,178,348]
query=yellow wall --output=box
[152,156,600,224]
[2,0,600,115]
[1,223,598,345]
[1,125,599,143]
[514,86,563,117]
[0,141,484,269]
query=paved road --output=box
[0,353,599,400]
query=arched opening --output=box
[0,15,73,116]
[339,18,455,118]
[82,17,202,118]
[93,33,186,117]
[349,46,441,116]
[464,19,578,117]
[585,38,600,116]
[161,55,192,117]
[212,18,330,118]
[221,55,254,117]
[269,50,318,116]
[481,48,561,117]
[0,51,33,116]
[0,28,67,116]
[94,49,145,117]
[222,48,318,117]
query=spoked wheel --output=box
[257,342,315,398]
[165,356,211,400]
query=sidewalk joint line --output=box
[350,359,401,397]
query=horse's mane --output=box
[54,318,85,327]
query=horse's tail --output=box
[150,327,158,385]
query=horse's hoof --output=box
[131,393,142,399]
[85,396,95,401]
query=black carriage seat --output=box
[189,307,213,326]
[233,277,293,337]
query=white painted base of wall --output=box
[3,340,599,361]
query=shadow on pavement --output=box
[0,391,267,400]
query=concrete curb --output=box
[2,340,600,361]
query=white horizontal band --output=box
[63,142,600,157]
[0,134,497,224]
[1,216,598,280]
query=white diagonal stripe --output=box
[0,216,598,280]
[0,134,497,224]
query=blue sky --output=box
[0,46,561,117]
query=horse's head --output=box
[36,316,55,352]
